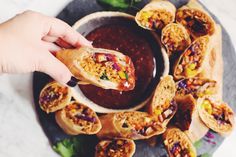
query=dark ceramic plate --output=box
[33,0,236,157]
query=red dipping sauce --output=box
[79,24,157,109]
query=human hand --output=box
[0,10,91,86]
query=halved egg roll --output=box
[176,0,216,39]
[197,97,235,135]
[97,111,165,140]
[161,23,191,56]
[148,75,177,125]
[163,127,197,157]
[173,95,196,131]
[56,47,135,91]
[39,81,72,113]
[55,101,102,135]
[173,95,209,142]
[146,75,177,146]
[135,0,176,30]
[176,77,217,98]
[173,35,211,80]
[198,25,223,100]
[95,139,135,157]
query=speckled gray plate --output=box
[33,0,236,157]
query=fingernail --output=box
[67,76,79,87]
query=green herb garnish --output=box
[124,71,129,80]
[100,72,109,80]
[201,153,212,157]
[53,136,98,157]
[97,0,142,10]
[53,138,81,157]
[193,140,202,149]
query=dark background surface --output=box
[33,0,236,156]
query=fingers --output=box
[37,52,78,87]
[42,41,61,53]
[42,36,75,49]
[43,17,92,48]
[42,35,58,43]
[55,38,75,49]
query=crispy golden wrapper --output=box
[174,95,209,143]
[197,97,235,136]
[56,47,135,91]
[97,111,165,140]
[55,101,101,135]
[161,23,191,56]
[95,139,135,157]
[148,75,177,126]
[173,35,211,80]
[163,127,197,157]
[39,81,72,113]
[176,0,216,39]
[135,0,176,30]
[176,77,217,98]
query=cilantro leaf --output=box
[53,137,82,157]
[97,0,142,9]
[100,72,109,80]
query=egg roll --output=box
[163,127,197,157]
[176,77,217,98]
[161,23,191,56]
[174,95,209,142]
[173,35,211,80]
[95,139,135,157]
[97,111,165,140]
[197,97,235,135]
[176,0,216,39]
[148,75,177,125]
[198,25,223,100]
[55,101,101,135]
[135,0,176,30]
[39,81,72,113]
[56,47,135,91]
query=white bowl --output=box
[71,11,169,113]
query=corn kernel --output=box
[204,89,213,95]
[154,108,162,115]
[185,68,197,77]
[118,71,126,79]
[202,100,212,114]
[188,63,196,70]
[141,11,152,20]
[197,92,204,97]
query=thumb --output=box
[38,52,78,87]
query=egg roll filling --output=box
[162,24,191,53]
[96,139,134,157]
[64,102,99,130]
[201,99,233,125]
[153,100,177,123]
[138,10,174,30]
[175,36,209,78]
[116,112,161,136]
[164,128,196,157]
[176,9,215,37]
[80,52,135,90]
[177,78,216,98]
[39,84,68,110]
[169,142,194,157]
